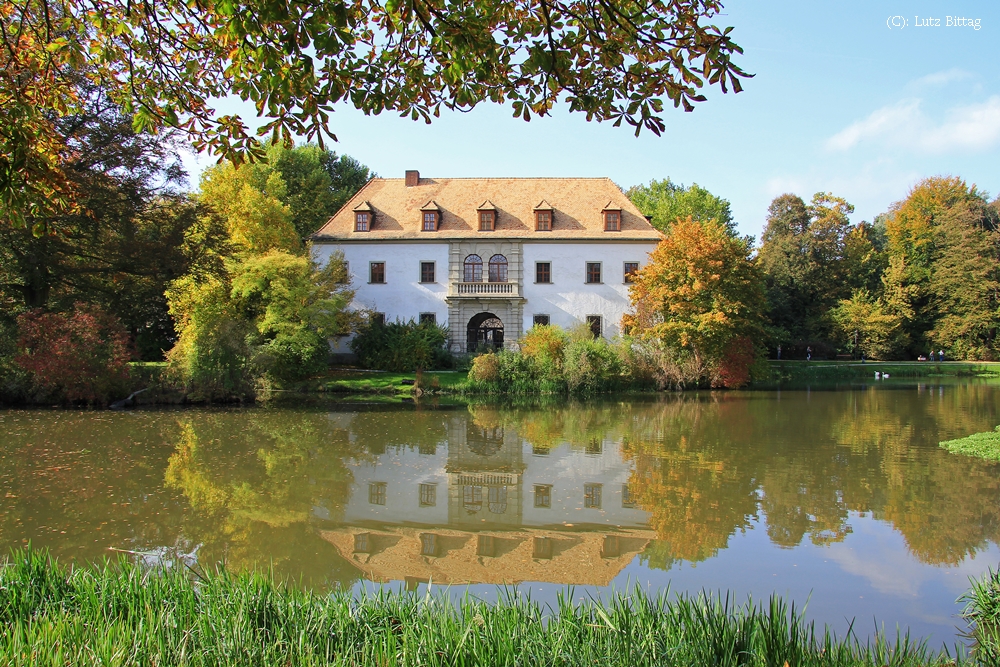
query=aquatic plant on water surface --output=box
[941,426,1000,463]
[0,548,975,666]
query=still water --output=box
[2,380,999,648]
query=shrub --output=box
[564,335,625,394]
[350,318,451,371]
[519,324,567,383]
[15,303,132,404]
[713,336,756,388]
[468,351,500,384]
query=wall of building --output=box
[521,241,657,338]
[313,238,657,352]
[313,242,450,352]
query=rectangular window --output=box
[604,210,621,231]
[586,438,602,455]
[337,261,350,284]
[586,262,602,284]
[584,483,602,509]
[371,312,385,326]
[419,313,436,325]
[624,262,639,283]
[420,533,438,556]
[587,315,602,339]
[353,533,370,553]
[479,210,495,231]
[370,262,386,284]
[419,261,435,283]
[419,483,437,507]
[622,484,636,508]
[422,211,438,231]
[535,262,551,284]
[535,210,552,231]
[355,212,370,232]
[534,484,552,508]
[368,482,387,505]
[532,445,550,456]
[533,314,550,327]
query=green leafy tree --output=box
[882,177,999,359]
[926,201,1000,359]
[627,178,735,233]
[757,192,860,348]
[166,154,361,398]
[3,0,750,226]
[0,82,200,359]
[830,290,903,360]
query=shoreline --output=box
[2,361,997,409]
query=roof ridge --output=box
[374,176,615,181]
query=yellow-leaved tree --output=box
[625,217,768,388]
[165,157,356,400]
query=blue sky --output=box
[184,0,999,240]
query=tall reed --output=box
[0,548,965,666]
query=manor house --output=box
[311,171,662,353]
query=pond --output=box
[2,379,999,650]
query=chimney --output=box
[405,170,420,187]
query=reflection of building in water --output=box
[322,525,655,587]
[330,412,651,585]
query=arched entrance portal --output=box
[467,312,504,352]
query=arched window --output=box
[464,255,483,282]
[488,254,508,282]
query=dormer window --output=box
[535,210,551,231]
[420,201,440,232]
[603,207,621,232]
[479,210,495,231]
[422,211,438,231]
[477,200,497,231]
[353,200,374,231]
[534,201,554,231]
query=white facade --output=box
[521,241,653,338]
[312,239,657,351]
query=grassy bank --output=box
[763,361,1000,385]
[0,549,963,667]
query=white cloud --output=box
[826,96,1000,154]
[908,68,973,89]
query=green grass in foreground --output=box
[0,549,968,666]
[940,426,1000,462]
[960,567,1000,664]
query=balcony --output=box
[448,281,521,299]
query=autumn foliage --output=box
[15,303,132,403]
[626,217,768,388]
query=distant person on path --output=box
[777,345,781,360]
[938,350,944,361]
[806,346,812,361]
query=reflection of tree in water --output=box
[467,425,505,457]
[475,385,1000,570]
[163,409,371,588]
